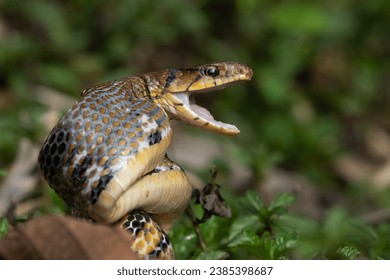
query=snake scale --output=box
[38,62,253,259]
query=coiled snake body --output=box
[38,62,253,259]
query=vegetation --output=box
[0,0,389,259]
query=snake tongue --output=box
[172,93,240,135]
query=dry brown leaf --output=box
[193,183,231,223]
[0,215,139,260]
[191,168,231,224]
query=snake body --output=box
[38,62,253,259]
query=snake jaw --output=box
[156,62,252,135]
[168,92,240,135]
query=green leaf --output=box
[228,230,261,248]
[193,249,229,260]
[227,215,264,243]
[337,246,360,260]
[169,217,197,260]
[0,217,9,239]
[275,214,319,235]
[268,192,295,214]
[323,207,349,242]
[199,216,230,247]
[172,232,197,260]
[256,232,298,260]
[349,219,378,241]
[243,190,265,213]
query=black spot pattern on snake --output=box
[72,156,92,184]
[38,127,70,186]
[148,130,162,145]
[56,131,65,143]
[58,142,66,154]
[53,155,61,166]
[91,174,113,204]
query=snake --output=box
[37,62,253,259]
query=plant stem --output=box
[186,206,207,251]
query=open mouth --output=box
[170,91,240,135]
[158,62,253,135]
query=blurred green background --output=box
[0,0,389,259]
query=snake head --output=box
[153,62,253,135]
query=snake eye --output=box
[204,66,219,77]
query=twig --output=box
[186,206,207,251]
